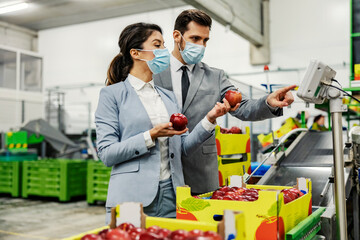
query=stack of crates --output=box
[0,153,37,197]
[22,159,87,201]
[86,160,111,204]
[215,126,251,186]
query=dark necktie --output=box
[181,66,190,107]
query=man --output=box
[154,9,295,194]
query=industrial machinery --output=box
[253,60,359,239]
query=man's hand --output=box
[206,98,238,123]
[266,85,296,108]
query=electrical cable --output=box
[331,78,342,88]
[327,83,360,104]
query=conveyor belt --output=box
[279,131,337,167]
[258,166,332,206]
[258,131,353,207]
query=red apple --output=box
[288,188,304,197]
[203,231,222,240]
[170,113,188,131]
[220,127,229,134]
[98,229,109,239]
[219,186,233,192]
[224,191,237,198]
[229,126,241,134]
[169,229,189,240]
[118,222,135,232]
[106,229,131,240]
[81,234,102,240]
[187,237,213,240]
[283,194,292,204]
[139,232,162,240]
[212,190,225,198]
[157,228,171,238]
[225,90,242,107]
[128,227,146,240]
[146,226,161,234]
[189,229,204,237]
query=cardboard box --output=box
[176,178,312,240]
[63,202,246,240]
[215,126,250,156]
[215,126,251,186]
[62,226,109,240]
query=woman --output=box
[310,114,327,131]
[95,22,234,223]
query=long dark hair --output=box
[106,22,162,85]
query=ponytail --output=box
[105,22,163,86]
[106,53,133,86]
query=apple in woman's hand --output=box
[225,90,242,107]
[170,113,188,131]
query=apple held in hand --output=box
[170,113,188,131]
[225,90,242,107]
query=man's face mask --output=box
[178,33,205,65]
[138,48,170,74]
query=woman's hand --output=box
[149,122,188,141]
[206,98,239,124]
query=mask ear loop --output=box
[135,49,154,62]
[177,31,186,52]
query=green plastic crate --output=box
[22,159,87,201]
[86,160,111,204]
[0,154,37,197]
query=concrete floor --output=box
[0,195,105,240]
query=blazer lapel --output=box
[155,86,177,117]
[183,63,205,113]
[154,68,173,91]
[124,79,154,130]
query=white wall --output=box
[0,21,38,51]
[38,0,350,133]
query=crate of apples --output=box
[219,127,242,134]
[80,223,223,240]
[210,186,304,204]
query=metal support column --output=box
[329,96,348,240]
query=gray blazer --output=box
[154,62,282,193]
[95,78,213,208]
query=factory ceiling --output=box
[0,0,187,30]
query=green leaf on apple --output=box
[180,197,210,211]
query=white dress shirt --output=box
[128,74,171,180]
[128,74,217,181]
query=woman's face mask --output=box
[178,33,206,65]
[138,48,170,74]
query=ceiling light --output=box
[0,2,28,15]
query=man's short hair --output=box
[174,9,212,34]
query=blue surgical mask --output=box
[179,34,205,65]
[138,48,170,74]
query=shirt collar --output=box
[128,74,155,91]
[170,54,195,73]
